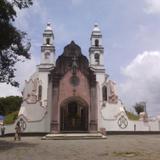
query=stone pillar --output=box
[47,74,53,132]
[51,86,59,133]
[89,86,97,132]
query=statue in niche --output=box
[108,80,118,104]
[70,56,80,96]
[72,56,78,75]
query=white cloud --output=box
[14,55,37,90]
[0,55,37,97]
[119,51,160,116]
[15,0,49,30]
[31,0,48,25]
[145,0,160,14]
[0,83,22,97]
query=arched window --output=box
[38,85,42,100]
[46,38,50,44]
[95,53,100,64]
[102,86,107,101]
[95,39,99,46]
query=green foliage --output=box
[4,111,19,124]
[133,102,145,115]
[0,96,22,116]
[0,0,32,86]
[12,0,33,9]
[125,111,139,121]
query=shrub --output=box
[4,111,19,124]
[126,111,139,121]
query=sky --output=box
[0,0,160,116]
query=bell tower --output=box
[89,23,105,71]
[40,23,55,66]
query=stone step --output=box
[42,133,107,140]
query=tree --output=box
[133,102,146,115]
[0,0,33,87]
[0,96,22,116]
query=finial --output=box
[45,22,52,31]
[47,22,51,26]
[93,22,100,32]
[94,22,99,27]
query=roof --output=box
[62,41,82,57]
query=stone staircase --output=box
[42,133,107,140]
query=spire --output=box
[90,23,102,47]
[89,23,104,70]
[43,23,54,45]
[40,23,55,66]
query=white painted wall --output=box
[41,48,55,65]
[100,102,160,132]
[16,64,53,134]
[95,72,106,131]
[3,117,49,134]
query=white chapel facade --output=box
[5,23,160,134]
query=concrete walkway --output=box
[0,135,160,160]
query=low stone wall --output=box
[2,115,50,135]
[101,116,160,132]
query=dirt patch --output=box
[113,151,141,157]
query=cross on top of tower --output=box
[45,22,52,31]
[92,23,101,32]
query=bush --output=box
[126,111,139,121]
[0,96,22,116]
[133,102,146,115]
[4,111,19,125]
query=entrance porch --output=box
[60,101,88,132]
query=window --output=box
[38,85,42,100]
[95,39,99,46]
[46,38,50,44]
[102,86,107,101]
[95,53,100,64]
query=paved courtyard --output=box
[0,135,160,160]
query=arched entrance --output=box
[60,97,88,132]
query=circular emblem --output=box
[70,76,80,87]
[118,115,128,129]
[18,118,27,131]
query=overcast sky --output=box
[1,0,160,116]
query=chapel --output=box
[15,23,159,134]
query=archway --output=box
[60,97,88,132]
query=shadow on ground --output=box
[0,139,37,152]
